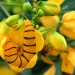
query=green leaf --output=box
[61,0,75,11]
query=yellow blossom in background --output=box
[60,11,75,40]
[40,15,59,28]
[48,0,64,5]
[67,47,75,67]
[61,52,74,74]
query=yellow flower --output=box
[67,47,75,67]
[40,15,59,28]
[1,20,44,72]
[60,11,75,40]
[60,47,75,74]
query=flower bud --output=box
[49,31,67,51]
[37,9,44,17]
[36,24,40,29]
[60,11,75,40]
[23,2,32,13]
[15,18,24,30]
[32,8,37,14]
[41,5,55,16]
[40,1,61,15]
[6,15,19,27]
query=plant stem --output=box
[40,21,62,34]
[32,14,38,28]
[21,13,28,20]
[1,6,10,17]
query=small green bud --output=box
[15,18,24,30]
[49,31,67,51]
[41,1,61,15]
[32,8,37,14]
[6,15,19,27]
[23,2,32,13]
[37,9,44,17]
[36,24,40,30]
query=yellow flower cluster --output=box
[60,11,75,40]
[0,0,75,75]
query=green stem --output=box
[32,14,38,28]
[21,13,28,20]
[40,21,62,34]
[1,6,10,17]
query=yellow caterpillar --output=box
[2,20,38,68]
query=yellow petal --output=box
[35,29,44,52]
[26,54,37,68]
[67,47,75,66]
[60,25,75,40]
[0,37,7,59]
[9,64,25,73]
[48,0,64,5]
[40,16,59,28]
[0,46,5,59]
[8,23,25,46]
[44,65,56,75]
[61,52,74,74]
[41,55,55,64]
[48,49,60,56]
